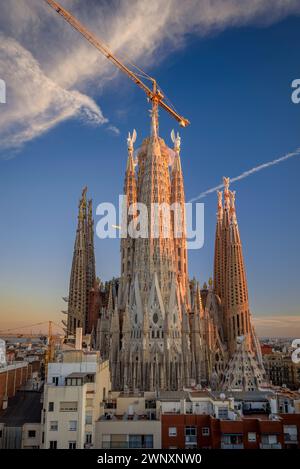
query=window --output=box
[69,420,77,431]
[105,434,127,449]
[50,421,58,431]
[222,434,243,445]
[28,430,36,438]
[0,430,2,438]
[185,426,197,446]
[48,402,54,412]
[218,407,229,419]
[49,440,57,449]
[129,435,153,449]
[102,434,111,449]
[85,433,92,444]
[66,378,83,386]
[68,441,76,449]
[202,427,210,436]
[60,401,78,412]
[261,435,277,445]
[52,377,59,386]
[86,399,93,408]
[168,427,177,437]
[284,425,297,442]
[102,434,153,449]
[85,414,92,425]
[248,432,256,442]
[145,400,156,409]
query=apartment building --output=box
[160,390,300,449]
[95,391,161,449]
[42,349,110,449]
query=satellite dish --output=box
[220,392,226,401]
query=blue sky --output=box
[0,1,299,335]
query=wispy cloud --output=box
[1,0,300,152]
[107,125,121,136]
[0,35,107,150]
[188,147,300,202]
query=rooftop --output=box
[158,391,190,400]
[210,390,274,401]
[66,372,95,379]
[0,390,42,426]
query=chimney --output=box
[75,327,83,350]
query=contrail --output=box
[188,147,300,202]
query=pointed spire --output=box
[213,190,224,300]
[120,130,138,307]
[67,187,90,334]
[78,186,87,220]
[217,190,223,221]
[225,188,255,356]
[223,176,230,210]
[126,130,137,171]
[110,299,119,334]
[171,130,182,173]
[123,300,131,335]
[222,336,265,391]
[182,304,190,334]
[195,282,204,318]
[107,283,113,316]
[86,198,96,297]
[229,190,237,223]
[88,198,93,221]
[171,130,188,303]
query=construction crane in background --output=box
[44,0,190,131]
[0,320,60,379]
[44,321,55,379]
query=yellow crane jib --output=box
[44,0,190,128]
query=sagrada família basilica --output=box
[65,112,266,393]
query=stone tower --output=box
[213,178,265,385]
[115,111,201,392]
[171,131,189,304]
[119,131,137,308]
[67,187,96,335]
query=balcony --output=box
[221,443,244,449]
[259,443,282,449]
[284,434,298,444]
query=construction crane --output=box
[44,321,55,378]
[0,320,59,379]
[44,0,190,130]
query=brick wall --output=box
[0,363,30,408]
